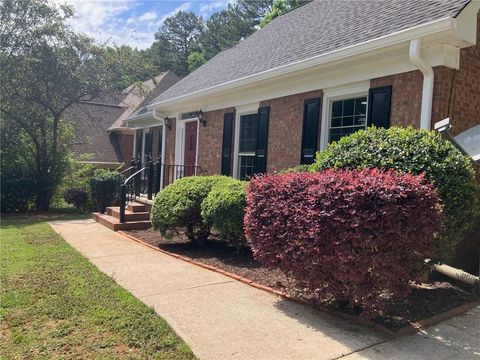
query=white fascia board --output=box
[147,17,457,112]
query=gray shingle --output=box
[155,0,469,104]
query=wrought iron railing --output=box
[118,156,201,223]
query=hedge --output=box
[201,178,247,251]
[63,188,88,212]
[90,169,122,213]
[244,169,442,317]
[311,126,479,261]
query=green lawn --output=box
[0,215,195,359]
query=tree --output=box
[152,11,203,76]
[234,0,274,30]
[188,51,206,72]
[100,45,157,91]
[0,0,111,211]
[200,9,250,60]
[260,0,308,27]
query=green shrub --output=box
[312,126,479,261]
[90,169,122,213]
[201,178,247,251]
[151,176,231,246]
[280,164,312,173]
[63,188,88,212]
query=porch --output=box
[92,158,200,231]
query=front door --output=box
[184,121,197,176]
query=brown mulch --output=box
[125,228,479,331]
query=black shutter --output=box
[254,107,270,174]
[221,112,234,176]
[367,86,392,128]
[300,98,321,165]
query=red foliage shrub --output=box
[244,169,442,317]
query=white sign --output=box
[455,124,480,162]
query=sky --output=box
[55,0,232,50]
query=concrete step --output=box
[106,207,150,221]
[92,213,151,231]
[126,202,146,213]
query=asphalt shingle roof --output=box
[155,0,470,104]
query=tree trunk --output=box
[35,189,51,211]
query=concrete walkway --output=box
[49,219,480,360]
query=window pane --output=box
[355,97,367,116]
[343,116,354,126]
[239,114,258,153]
[343,99,354,116]
[239,155,255,180]
[329,96,367,144]
[332,101,343,118]
[354,115,366,126]
[331,117,342,127]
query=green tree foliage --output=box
[188,51,206,72]
[152,0,277,71]
[260,0,308,27]
[0,0,111,211]
[152,11,204,76]
[99,45,157,91]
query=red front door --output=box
[184,121,197,177]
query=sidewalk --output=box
[49,219,479,360]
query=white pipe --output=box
[409,38,434,130]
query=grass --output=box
[0,214,196,359]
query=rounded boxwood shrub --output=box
[90,169,122,213]
[244,169,442,317]
[201,178,247,251]
[151,176,232,246]
[311,126,479,261]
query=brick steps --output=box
[107,207,150,221]
[92,202,151,231]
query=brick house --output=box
[67,71,179,168]
[125,0,480,181]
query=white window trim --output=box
[233,102,259,179]
[320,81,370,150]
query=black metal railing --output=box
[118,156,201,223]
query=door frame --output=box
[175,116,199,171]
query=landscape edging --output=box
[118,230,479,337]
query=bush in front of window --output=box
[311,126,479,262]
[244,169,442,318]
[201,178,248,252]
[151,176,236,246]
[279,164,312,173]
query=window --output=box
[329,96,367,143]
[238,113,258,180]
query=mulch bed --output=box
[125,228,479,332]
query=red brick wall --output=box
[260,90,323,173]
[370,70,423,128]
[198,108,235,175]
[115,132,133,167]
[450,12,480,135]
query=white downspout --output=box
[409,38,434,130]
